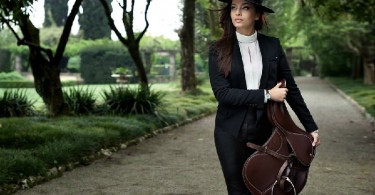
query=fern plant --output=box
[0,89,35,117]
[102,85,164,115]
[63,87,97,115]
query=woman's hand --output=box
[310,131,320,147]
[269,82,288,102]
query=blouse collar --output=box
[236,31,257,43]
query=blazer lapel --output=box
[258,33,270,90]
[232,40,247,89]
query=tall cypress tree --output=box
[44,0,68,27]
[79,0,112,40]
[179,0,196,92]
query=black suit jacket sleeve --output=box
[276,39,318,132]
[208,47,264,107]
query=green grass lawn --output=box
[328,77,375,117]
[0,81,217,193]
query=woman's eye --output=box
[242,6,250,10]
[231,6,236,10]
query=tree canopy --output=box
[79,0,112,39]
[44,0,68,27]
[300,0,375,83]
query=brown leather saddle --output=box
[242,80,316,195]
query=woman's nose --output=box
[235,9,241,16]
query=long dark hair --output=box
[214,3,266,77]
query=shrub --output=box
[195,72,208,86]
[66,56,80,73]
[0,71,27,81]
[0,81,34,88]
[0,49,12,72]
[101,85,165,115]
[80,43,136,84]
[0,89,35,117]
[63,87,97,115]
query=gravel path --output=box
[16,77,375,195]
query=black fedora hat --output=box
[218,0,274,13]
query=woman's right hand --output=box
[269,82,288,102]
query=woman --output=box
[208,0,320,194]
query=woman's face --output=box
[230,0,260,35]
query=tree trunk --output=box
[20,19,69,116]
[99,0,150,91]
[351,56,363,79]
[127,42,149,89]
[180,0,196,92]
[30,51,68,116]
[363,57,375,84]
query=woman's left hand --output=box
[310,131,320,147]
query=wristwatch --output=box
[266,90,271,101]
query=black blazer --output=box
[209,33,318,138]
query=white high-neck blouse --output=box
[236,31,263,90]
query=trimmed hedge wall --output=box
[0,81,78,88]
[80,43,136,84]
[0,49,12,73]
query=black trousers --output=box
[214,109,272,195]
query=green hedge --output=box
[80,43,136,84]
[0,81,78,88]
[0,49,12,72]
[0,81,34,88]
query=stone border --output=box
[0,111,216,194]
[326,79,375,131]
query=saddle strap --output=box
[277,160,290,190]
[276,160,298,194]
[246,143,291,161]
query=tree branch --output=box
[137,0,151,43]
[1,13,53,60]
[122,0,135,40]
[100,0,129,45]
[110,0,122,9]
[54,0,83,65]
[0,14,22,41]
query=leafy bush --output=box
[0,48,12,72]
[101,85,165,115]
[80,43,135,84]
[195,73,208,86]
[0,71,27,81]
[0,81,34,88]
[63,87,97,115]
[0,89,35,117]
[66,56,80,73]
[0,80,78,88]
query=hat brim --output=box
[218,0,275,13]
